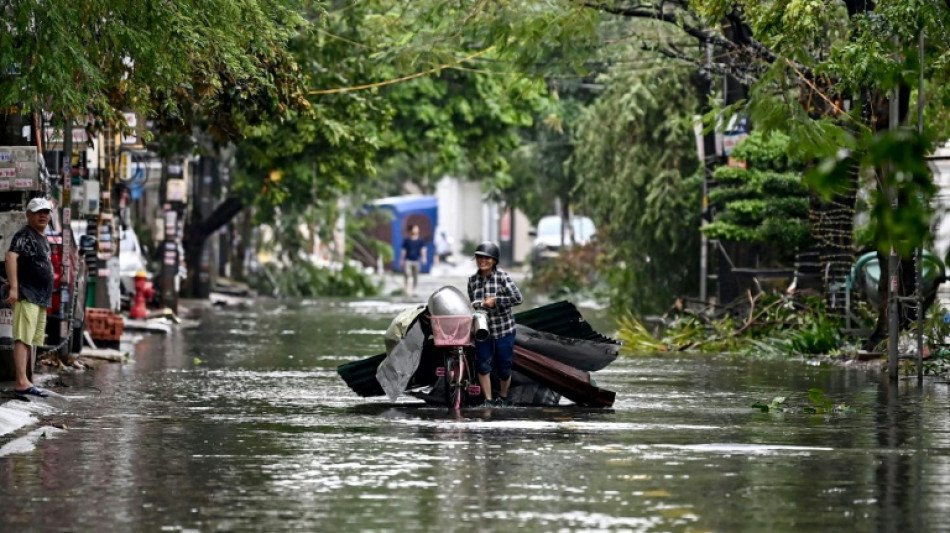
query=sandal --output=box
[14,386,49,398]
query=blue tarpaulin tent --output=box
[368,195,438,273]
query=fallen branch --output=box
[734,297,787,337]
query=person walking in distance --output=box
[434,228,454,266]
[5,197,55,398]
[400,224,427,298]
[468,241,523,407]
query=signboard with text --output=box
[0,146,39,190]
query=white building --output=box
[434,176,531,266]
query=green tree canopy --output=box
[702,131,812,257]
[571,66,702,315]
[233,1,551,221]
[0,0,311,137]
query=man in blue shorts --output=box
[5,197,55,398]
[400,224,427,298]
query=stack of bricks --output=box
[85,308,124,344]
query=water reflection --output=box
[0,297,947,532]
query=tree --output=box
[571,67,702,315]
[228,1,550,283]
[702,131,812,260]
[0,1,310,134]
[506,82,598,226]
[373,68,543,193]
[2,1,323,301]
[408,1,950,331]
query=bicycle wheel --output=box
[443,350,464,410]
[452,350,466,409]
[442,352,456,408]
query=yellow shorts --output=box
[13,300,46,346]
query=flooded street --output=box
[2,296,950,532]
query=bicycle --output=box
[427,286,484,410]
[431,314,480,409]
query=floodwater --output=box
[1,297,949,533]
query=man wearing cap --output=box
[5,197,55,397]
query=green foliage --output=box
[921,348,950,379]
[760,217,813,250]
[616,313,669,354]
[785,312,841,355]
[711,166,748,183]
[1,1,310,136]
[751,396,789,413]
[760,172,810,197]
[528,243,604,299]
[232,4,393,221]
[506,93,588,223]
[250,261,380,298]
[234,1,550,222]
[571,67,702,316]
[702,131,812,255]
[701,221,759,242]
[376,68,546,190]
[751,388,854,414]
[618,293,842,356]
[729,131,800,171]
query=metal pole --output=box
[887,57,901,381]
[698,43,716,304]
[916,29,925,384]
[695,115,708,302]
[888,250,900,380]
[62,120,74,362]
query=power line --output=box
[308,48,493,95]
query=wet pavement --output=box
[0,278,949,532]
[382,259,528,301]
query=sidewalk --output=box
[1,336,136,453]
[0,372,61,453]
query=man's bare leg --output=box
[13,340,32,390]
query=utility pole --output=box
[694,43,718,304]
[93,123,119,312]
[159,158,186,312]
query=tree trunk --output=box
[233,210,252,281]
[182,196,245,298]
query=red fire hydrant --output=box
[130,270,152,320]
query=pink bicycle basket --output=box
[430,315,473,347]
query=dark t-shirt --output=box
[8,225,54,307]
[402,237,426,262]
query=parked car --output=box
[46,209,91,360]
[530,215,596,267]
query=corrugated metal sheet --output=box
[337,301,616,398]
[515,301,618,344]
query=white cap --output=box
[26,197,53,213]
